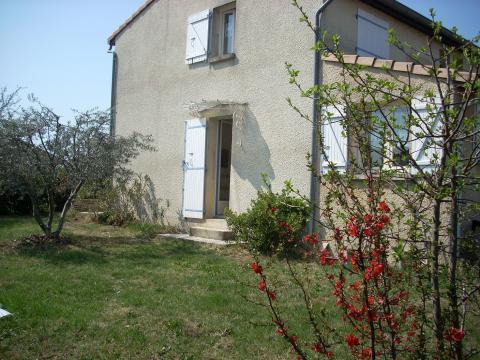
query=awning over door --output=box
[185,100,247,119]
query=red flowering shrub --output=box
[444,328,465,343]
[239,7,480,358]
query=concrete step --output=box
[189,225,233,241]
[197,218,229,230]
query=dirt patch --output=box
[14,234,72,250]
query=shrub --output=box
[96,174,170,227]
[225,176,310,255]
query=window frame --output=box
[366,105,415,172]
[220,8,236,55]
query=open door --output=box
[182,118,207,219]
[215,119,232,216]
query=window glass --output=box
[391,108,410,166]
[370,108,410,167]
[223,12,234,54]
[370,111,385,167]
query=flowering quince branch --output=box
[250,261,309,359]
[285,257,334,357]
[241,3,480,358]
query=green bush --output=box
[95,174,169,227]
[225,176,310,255]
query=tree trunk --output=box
[431,198,444,356]
[46,189,55,235]
[27,189,51,237]
[449,179,463,360]
[52,181,83,240]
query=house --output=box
[107,0,474,239]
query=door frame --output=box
[214,117,232,217]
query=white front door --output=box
[182,118,207,219]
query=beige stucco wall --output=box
[113,0,317,225]
[112,0,451,226]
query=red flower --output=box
[362,347,372,358]
[374,221,385,231]
[311,343,333,357]
[364,227,375,237]
[251,262,262,274]
[349,281,362,292]
[347,219,360,238]
[444,327,465,342]
[345,334,360,347]
[289,335,298,345]
[319,248,335,266]
[367,295,375,306]
[333,278,344,296]
[379,201,390,213]
[303,233,319,245]
[380,214,390,223]
[270,207,278,214]
[279,221,292,233]
[258,279,266,292]
[373,263,384,276]
[349,253,359,272]
[312,343,322,352]
[267,290,276,301]
[364,214,373,224]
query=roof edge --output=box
[108,0,156,47]
[107,0,468,49]
[360,0,466,47]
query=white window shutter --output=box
[411,95,443,173]
[322,106,348,174]
[182,119,207,218]
[185,10,210,64]
[357,9,389,59]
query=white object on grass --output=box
[0,308,12,318]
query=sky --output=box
[0,0,478,121]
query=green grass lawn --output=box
[2,217,478,359]
[0,216,337,360]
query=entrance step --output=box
[189,218,233,241]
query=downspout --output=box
[109,48,118,136]
[309,0,336,234]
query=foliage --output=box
[242,3,480,360]
[96,174,170,228]
[0,188,36,215]
[225,175,310,255]
[0,89,155,241]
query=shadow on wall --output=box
[232,108,275,190]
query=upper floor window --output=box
[356,9,390,59]
[222,9,235,55]
[185,2,236,65]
